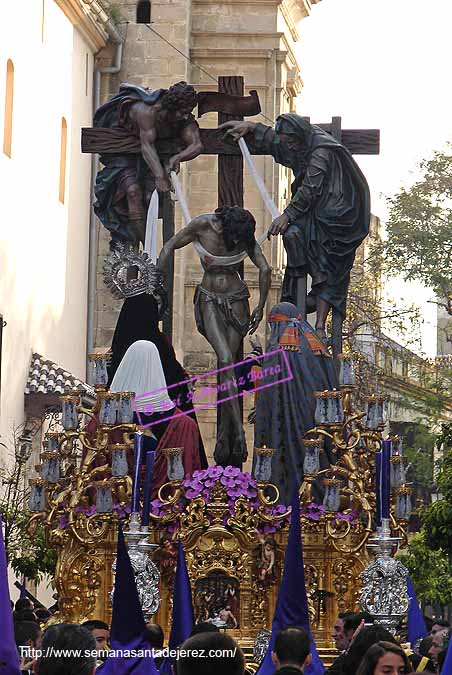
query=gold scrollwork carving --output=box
[304,564,319,626]
[332,557,355,613]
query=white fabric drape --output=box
[110,340,175,413]
[169,142,279,267]
[145,189,159,263]
[238,137,280,222]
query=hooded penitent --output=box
[97,524,160,675]
[0,515,21,675]
[109,340,202,499]
[257,491,324,675]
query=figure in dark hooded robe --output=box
[253,302,339,505]
[221,114,371,340]
[108,293,208,469]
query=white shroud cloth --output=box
[109,340,175,413]
[170,145,279,266]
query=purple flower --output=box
[192,470,204,479]
[223,466,241,478]
[302,502,326,520]
[185,488,201,499]
[243,487,257,499]
[203,478,218,488]
[184,479,203,493]
[113,505,129,519]
[272,505,288,515]
[220,476,237,488]
[335,510,358,523]
[151,499,167,516]
[207,466,223,478]
[227,486,244,499]
[59,515,68,529]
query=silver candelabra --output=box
[360,518,409,634]
[111,512,161,619]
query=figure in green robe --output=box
[221,114,371,339]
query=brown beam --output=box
[81,126,380,158]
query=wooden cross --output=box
[81,76,379,359]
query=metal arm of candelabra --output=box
[303,356,412,633]
[26,354,165,623]
[298,372,409,564]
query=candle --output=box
[375,451,382,527]
[381,439,392,520]
[131,432,144,513]
[253,445,275,482]
[322,477,342,512]
[339,354,356,386]
[141,442,157,527]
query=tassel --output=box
[279,325,301,352]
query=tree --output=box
[0,428,57,583]
[345,258,422,353]
[394,423,435,508]
[421,423,452,560]
[397,532,452,608]
[395,424,452,608]
[342,219,422,401]
[374,145,452,321]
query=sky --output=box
[296,0,452,357]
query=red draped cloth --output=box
[84,410,201,500]
[151,412,201,498]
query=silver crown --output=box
[103,243,168,312]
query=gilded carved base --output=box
[43,509,369,656]
[149,520,370,653]
[44,514,117,626]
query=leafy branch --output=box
[0,427,57,583]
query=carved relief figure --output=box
[155,534,178,582]
[257,536,277,584]
[194,575,240,628]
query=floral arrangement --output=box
[150,466,359,534]
[56,467,358,532]
[301,502,359,524]
[151,466,289,534]
[184,466,257,501]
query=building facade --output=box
[0,1,110,455]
